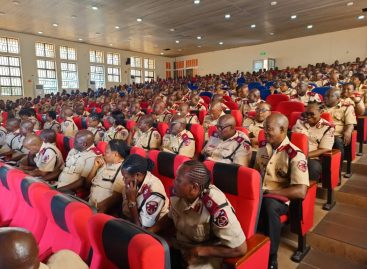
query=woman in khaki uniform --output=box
[86,139,129,213]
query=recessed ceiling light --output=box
[358,15,365,20]
[251,24,256,28]
[109,43,113,46]
[71,15,77,19]
[160,52,164,55]
[115,26,120,29]
[0,11,6,15]
[78,38,83,41]
[175,40,180,43]
[270,32,274,35]
[12,1,20,5]
[37,31,43,34]
[91,6,98,10]
[197,36,202,40]
[52,23,58,27]
[346,2,354,6]
[194,0,200,4]
[96,32,101,35]
[197,45,202,48]
[307,24,313,29]
[219,41,224,45]
[169,28,175,32]
[290,15,297,19]
[270,1,277,6]
[178,49,182,51]
[137,18,143,22]
[225,14,231,19]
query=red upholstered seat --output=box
[224,101,239,110]
[148,150,190,196]
[231,110,243,127]
[87,213,169,269]
[203,161,270,269]
[187,123,205,158]
[200,96,211,104]
[37,191,93,262]
[103,119,112,130]
[97,141,108,155]
[73,116,83,130]
[130,146,147,157]
[276,101,305,119]
[1,111,8,125]
[265,94,289,110]
[9,175,50,242]
[125,119,136,132]
[55,133,67,160]
[157,122,169,138]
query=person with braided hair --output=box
[154,160,247,269]
[120,154,169,228]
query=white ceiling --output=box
[0,0,366,57]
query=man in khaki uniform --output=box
[341,83,365,116]
[8,120,34,161]
[154,161,247,269]
[129,101,145,122]
[0,118,20,158]
[292,102,335,180]
[162,115,195,158]
[87,114,106,144]
[241,89,262,116]
[324,88,356,178]
[203,101,225,140]
[43,111,61,133]
[178,103,200,124]
[152,100,172,123]
[0,113,8,148]
[58,130,101,192]
[20,134,64,181]
[202,114,252,166]
[103,110,129,142]
[60,108,78,137]
[132,115,161,151]
[255,113,309,269]
[189,95,207,111]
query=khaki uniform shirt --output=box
[289,92,322,106]
[156,110,172,123]
[292,118,335,155]
[61,117,78,137]
[162,129,195,158]
[132,127,161,151]
[0,130,18,154]
[0,126,7,147]
[122,171,169,228]
[40,250,88,269]
[203,111,226,140]
[11,134,29,157]
[29,116,41,130]
[87,123,106,144]
[184,113,200,125]
[255,137,309,191]
[103,125,129,142]
[58,145,101,188]
[130,111,145,122]
[324,102,357,137]
[190,103,207,111]
[89,162,124,205]
[34,142,64,172]
[169,185,246,269]
[43,120,61,132]
[202,131,252,166]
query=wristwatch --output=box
[128,201,137,208]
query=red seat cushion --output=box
[265,94,290,110]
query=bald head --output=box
[20,120,34,136]
[218,114,236,127]
[40,129,56,144]
[264,113,289,147]
[217,114,236,139]
[74,130,94,152]
[0,227,40,269]
[324,88,341,107]
[169,115,187,135]
[5,118,20,132]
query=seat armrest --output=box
[224,234,270,269]
[263,193,289,203]
[321,150,341,189]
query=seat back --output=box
[290,132,309,156]
[248,82,262,90]
[265,94,289,110]
[103,119,112,130]
[224,101,238,110]
[199,92,213,99]
[97,141,108,155]
[88,214,170,269]
[198,109,207,124]
[204,161,261,238]
[231,110,243,127]
[81,117,88,129]
[276,101,305,119]
[260,89,272,101]
[73,116,83,130]
[157,122,169,138]
[130,146,147,157]
[38,191,93,261]
[125,120,136,132]
[223,96,232,102]
[312,87,331,97]
[1,111,8,125]
[187,124,205,157]
[148,151,190,196]
[9,174,50,242]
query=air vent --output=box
[362,7,367,12]
[163,48,171,51]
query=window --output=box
[107,67,120,83]
[90,50,104,63]
[90,65,105,88]
[130,69,142,83]
[144,58,155,70]
[35,42,55,58]
[0,37,20,54]
[37,59,58,94]
[144,70,154,82]
[61,62,78,89]
[107,53,120,65]
[60,46,76,60]
[131,56,142,68]
[0,56,22,96]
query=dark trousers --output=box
[258,198,289,262]
[308,158,322,181]
[333,136,345,180]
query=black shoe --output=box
[268,261,278,269]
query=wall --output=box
[176,26,367,75]
[0,29,171,99]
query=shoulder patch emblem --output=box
[91,147,102,155]
[297,160,307,172]
[141,184,152,200]
[213,209,229,228]
[146,201,158,215]
[235,136,244,144]
[259,140,267,147]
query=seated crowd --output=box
[0,57,366,269]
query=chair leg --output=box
[344,160,352,178]
[291,234,310,263]
[357,118,365,156]
[322,188,336,211]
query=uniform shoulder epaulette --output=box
[281,144,298,159]
[91,147,102,155]
[321,120,335,127]
[201,192,220,216]
[259,140,267,147]
[141,184,152,200]
[181,133,189,141]
[235,136,244,144]
[342,103,353,107]
[307,91,316,96]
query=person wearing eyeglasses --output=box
[162,115,195,158]
[244,102,272,147]
[201,114,252,166]
[291,102,335,181]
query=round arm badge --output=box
[213,209,229,228]
[146,201,159,215]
